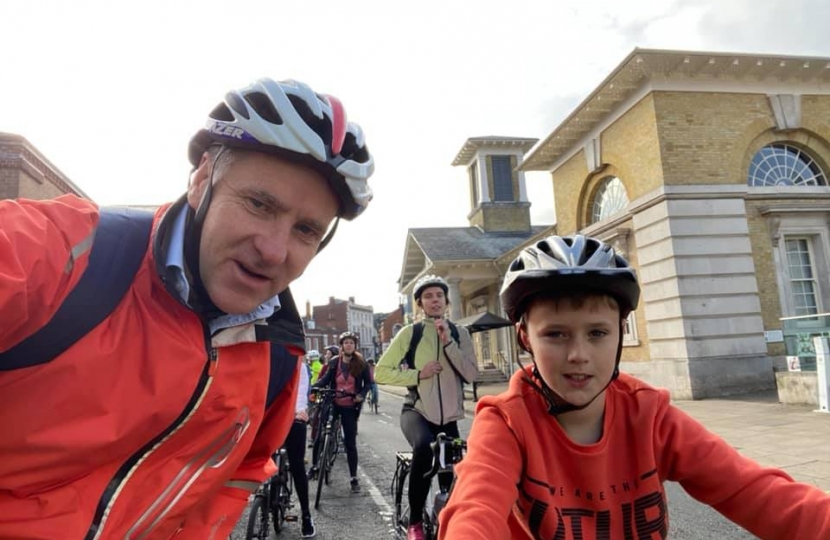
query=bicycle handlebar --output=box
[310,388,357,399]
[425,432,467,479]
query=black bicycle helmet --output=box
[500,234,640,323]
[500,234,641,416]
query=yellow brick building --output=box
[397,49,830,401]
[520,49,830,400]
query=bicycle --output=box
[365,384,379,414]
[309,388,353,509]
[391,433,467,540]
[246,447,294,539]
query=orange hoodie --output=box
[440,368,830,539]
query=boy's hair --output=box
[520,289,623,323]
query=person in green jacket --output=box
[375,274,478,540]
[307,350,323,383]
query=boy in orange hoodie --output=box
[440,234,830,540]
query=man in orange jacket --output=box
[0,78,374,539]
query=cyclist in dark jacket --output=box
[311,332,371,493]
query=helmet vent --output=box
[225,92,250,120]
[288,95,332,147]
[245,92,284,125]
[581,239,600,264]
[536,240,554,258]
[209,103,235,122]
[341,132,370,163]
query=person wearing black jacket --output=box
[311,331,371,493]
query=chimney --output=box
[349,296,355,303]
[306,300,311,319]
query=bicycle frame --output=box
[312,388,352,509]
[392,433,466,540]
[246,447,293,539]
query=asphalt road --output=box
[231,391,757,539]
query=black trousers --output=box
[335,404,359,478]
[400,408,459,525]
[284,420,311,517]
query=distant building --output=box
[312,296,376,359]
[0,133,88,200]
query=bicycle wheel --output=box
[274,469,293,534]
[315,432,332,509]
[245,495,269,540]
[393,462,411,539]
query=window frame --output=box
[491,155,514,202]
[784,236,821,317]
[591,176,629,224]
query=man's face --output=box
[521,296,620,413]
[187,150,338,314]
[419,286,447,318]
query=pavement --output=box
[378,381,830,492]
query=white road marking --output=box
[358,466,394,516]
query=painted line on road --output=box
[358,466,394,516]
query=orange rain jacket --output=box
[0,195,304,539]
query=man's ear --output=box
[187,152,212,210]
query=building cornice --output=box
[0,132,89,198]
[452,136,539,167]
[521,48,830,173]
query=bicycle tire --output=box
[314,432,332,509]
[245,495,269,540]
[393,461,411,538]
[273,474,287,534]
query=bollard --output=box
[814,336,830,413]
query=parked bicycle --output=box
[392,433,467,540]
[246,447,294,539]
[309,387,354,509]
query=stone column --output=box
[447,277,463,321]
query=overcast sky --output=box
[3,0,828,313]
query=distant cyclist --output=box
[307,350,324,384]
[311,332,371,493]
[366,357,379,411]
[375,274,478,540]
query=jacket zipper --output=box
[436,330,444,426]
[84,326,218,540]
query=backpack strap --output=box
[0,207,154,371]
[266,343,302,409]
[403,322,424,370]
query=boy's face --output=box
[521,296,620,410]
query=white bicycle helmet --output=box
[188,78,374,220]
[413,274,449,302]
[500,234,640,322]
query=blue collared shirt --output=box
[165,207,280,334]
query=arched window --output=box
[747,144,827,187]
[591,176,629,224]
